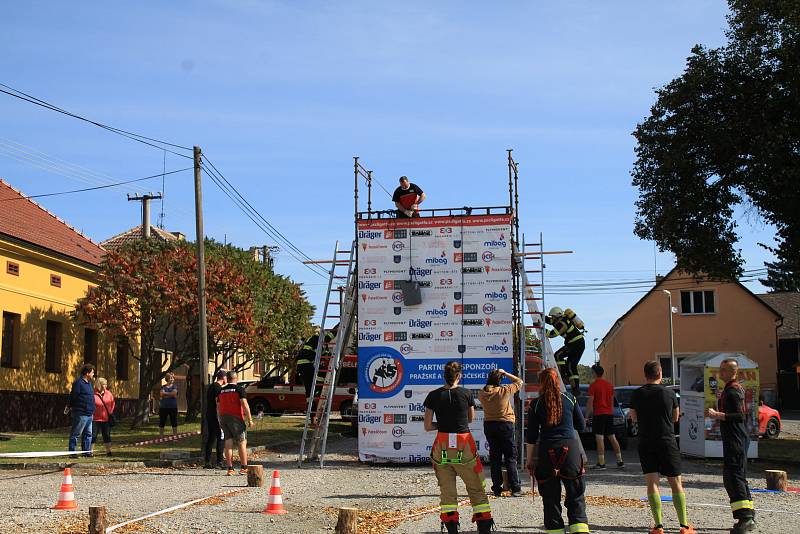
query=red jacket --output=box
[93,389,116,422]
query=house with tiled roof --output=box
[0,179,140,431]
[758,292,800,407]
[101,225,184,251]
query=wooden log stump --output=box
[247,464,264,487]
[335,507,358,534]
[766,469,788,491]
[88,506,107,534]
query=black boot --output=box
[440,520,459,534]
[476,518,495,534]
[730,518,756,533]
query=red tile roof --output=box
[101,225,182,251]
[0,179,106,266]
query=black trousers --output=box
[204,418,224,465]
[535,438,588,533]
[723,436,754,520]
[297,362,315,398]
[484,421,521,494]
[555,338,585,392]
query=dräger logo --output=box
[408,319,433,328]
[409,267,433,277]
[359,414,382,424]
[358,230,382,240]
[358,332,381,342]
[358,281,381,291]
[408,402,425,413]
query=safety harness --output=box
[533,394,585,483]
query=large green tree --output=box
[632,0,800,290]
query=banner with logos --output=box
[356,214,515,463]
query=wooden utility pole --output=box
[193,146,210,460]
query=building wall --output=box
[0,238,140,429]
[599,272,780,390]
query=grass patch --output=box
[758,436,800,465]
[0,415,351,464]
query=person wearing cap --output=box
[91,377,116,456]
[204,369,227,469]
[392,176,425,218]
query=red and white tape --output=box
[117,431,200,449]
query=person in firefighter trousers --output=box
[424,360,494,534]
[526,367,589,534]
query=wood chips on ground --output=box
[325,504,439,534]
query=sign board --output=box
[356,214,515,463]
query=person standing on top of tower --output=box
[545,307,585,395]
[392,176,425,218]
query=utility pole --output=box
[128,193,163,238]
[663,290,677,384]
[193,146,210,460]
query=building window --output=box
[45,321,63,373]
[6,262,19,276]
[680,290,715,314]
[50,274,62,288]
[659,356,687,383]
[83,328,98,367]
[1,312,21,368]
[116,336,129,380]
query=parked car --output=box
[575,385,628,449]
[758,401,781,439]
[614,384,681,438]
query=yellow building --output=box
[0,179,139,431]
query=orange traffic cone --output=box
[51,467,78,510]
[262,470,288,515]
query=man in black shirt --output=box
[392,176,425,218]
[204,370,227,468]
[708,358,755,533]
[630,361,695,534]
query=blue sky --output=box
[0,1,777,363]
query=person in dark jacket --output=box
[204,369,227,469]
[708,358,756,533]
[526,367,589,534]
[68,363,96,454]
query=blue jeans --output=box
[69,414,93,452]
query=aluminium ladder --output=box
[298,240,358,467]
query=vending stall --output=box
[679,352,759,458]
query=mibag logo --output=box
[485,338,510,353]
[425,251,448,265]
[358,332,381,342]
[392,241,405,252]
[409,267,433,278]
[358,230,382,240]
[358,281,381,291]
[409,319,433,329]
[484,233,508,248]
[485,286,509,301]
[425,302,448,317]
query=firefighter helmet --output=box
[549,306,564,318]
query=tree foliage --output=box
[632,0,800,289]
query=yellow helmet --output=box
[549,306,563,317]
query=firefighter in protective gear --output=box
[526,367,589,534]
[546,307,585,395]
[295,326,336,399]
[424,361,494,534]
[708,358,756,533]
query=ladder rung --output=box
[526,283,543,287]
[333,276,348,279]
[336,250,351,253]
[525,270,542,273]
[524,243,541,247]
[525,298,543,301]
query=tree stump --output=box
[88,506,107,534]
[335,507,358,534]
[766,469,788,491]
[247,464,264,487]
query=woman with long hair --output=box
[424,361,494,534]
[525,367,589,533]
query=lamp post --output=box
[593,337,599,365]
[663,290,676,384]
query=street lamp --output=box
[663,290,677,384]
[593,337,599,364]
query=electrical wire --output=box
[0,83,192,158]
[0,167,192,201]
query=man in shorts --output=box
[586,364,623,468]
[217,370,254,475]
[630,361,695,534]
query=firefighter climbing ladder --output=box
[298,240,358,467]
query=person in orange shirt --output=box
[586,365,623,469]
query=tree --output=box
[632,0,800,288]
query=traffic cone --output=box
[51,467,78,510]
[262,470,288,515]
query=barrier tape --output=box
[117,431,200,449]
[0,451,92,458]
[105,487,247,532]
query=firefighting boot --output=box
[730,518,756,533]
[476,517,495,534]
[440,512,459,534]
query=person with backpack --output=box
[545,307,585,395]
[92,377,116,456]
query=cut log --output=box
[335,507,358,534]
[766,469,787,491]
[247,464,264,487]
[88,506,107,534]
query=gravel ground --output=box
[4,435,800,534]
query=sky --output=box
[0,1,779,364]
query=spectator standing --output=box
[68,364,96,455]
[478,368,523,497]
[92,377,116,456]
[217,370,253,475]
[630,361,695,534]
[159,372,179,437]
[204,370,227,469]
[586,364,624,469]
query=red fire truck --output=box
[245,354,358,419]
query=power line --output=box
[0,167,192,201]
[0,82,192,159]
